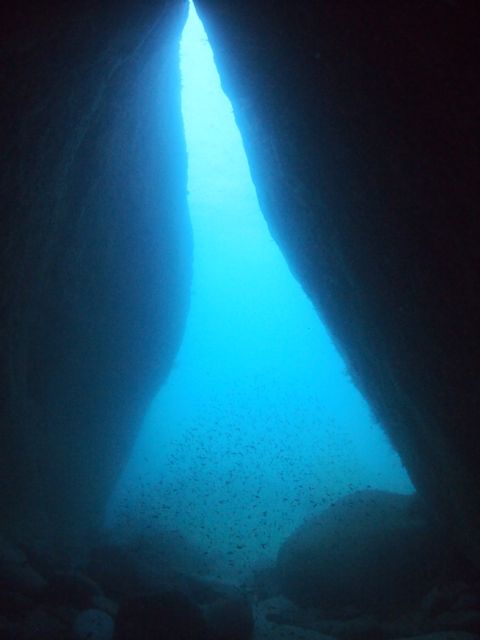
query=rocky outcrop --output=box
[115,591,209,640]
[276,490,463,613]
[0,0,191,554]
[1,0,480,590]
[259,593,480,640]
[194,0,480,562]
[86,531,213,599]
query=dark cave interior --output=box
[1,1,479,638]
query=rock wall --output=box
[0,0,191,554]
[1,0,479,570]
[194,0,480,562]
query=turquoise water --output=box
[107,1,413,577]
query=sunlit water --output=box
[107,0,413,578]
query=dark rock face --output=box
[45,572,103,609]
[203,594,254,640]
[277,490,456,612]
[0,535,47,598]
[0,0,191,554]
[114,591,209,640]
[194,0,480,562]
[86,531,213,600]
[1,0,480,606]
[259,591,480,640]
[73,609,114,640]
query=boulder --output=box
[421,583,469,618]
[46,572,103,608]
[73,609,114,640]
[203,594,254,640]
[432,609,480,634]
[87,531,211,599]
[180,574,246,606]
[0,536,47,597]
[16,607,66,639]
[266,606,383,640]
[277,490,454,611]
[91,595,119,617]
[114,590,209,640]
[0,590,34,615]
[255,598,337,640]
[247,561,280,602]
[87,544,140,598]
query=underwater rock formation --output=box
[203,593,254,640]
[73,609,114,640]
[194,0,480,563]
[1,3,480,634]
[276,490,459,612]
[0,0,191,554]
[86,530,213,599]
[0,535,47,598]
[1,513,479,639]
[115,590,209,640]
[259,591,480,640]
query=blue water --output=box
[107,1,413,578]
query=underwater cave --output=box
[1,0,479,638]
[109,0,413,572]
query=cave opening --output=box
[107,0,413,580]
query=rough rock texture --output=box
[0,535,47,597]
[0,0,191,554]
[203,594,254,640]
[276,490,459,612]
[86,531,213,599]
[194,0,480,562]
[114,590,209,640]
[258,593,480,640]
[1,0,480,584]
[73,609,114,640]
